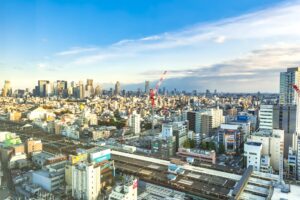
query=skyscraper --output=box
[2,80,12,97]
[114,81,121,95]
[86,79,94,97]
[94,85,102,96]
[145,80,150,94]
[56,80,68,97]
[280,67,300,104]
[37,80,50,97]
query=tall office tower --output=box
[57,80,68,97]
[128,112,141,134]
[2,80,12,97]
[79,81,84,99]
[273,104,297,158]
[45,82,52,97]
[86,79,93,88]
[185,111,204,134]
[259,105,274,130]
[86,79,94,97]
[37,80,50,97]
[94,85,102,96]
[145,80,150,94]
[114,81,121,95]
[280,67,300,104]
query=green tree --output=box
[200,141,207,150]
[208,142,216,151]
[218,143,225,154]
[114,110,121,120]
[183,139,191,148]
[190,139,196,148]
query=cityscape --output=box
[1,1,300,200]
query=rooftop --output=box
[245,141,262,146]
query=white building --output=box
[72,162,102,200]
[260,155,272,173]
[161,124,173,139]
[206,108,225,129]
[27,107,55,121]
[109,177,138,200]
[244,141,262,171]
[259,105,273,130]
[61,125,80,140]
[128,113,141,134]
[247,129,284,171]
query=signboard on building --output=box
[237,115,249,122]
[133,179,138,189]
[90,149,111,163]
[70,154,87,164]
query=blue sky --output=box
[1,0,300,92]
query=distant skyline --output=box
[1,0,300,92]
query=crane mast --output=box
[149,71,167,134]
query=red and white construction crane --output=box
[149,70,168,133]
[149,70,167,108]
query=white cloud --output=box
[39,0,300,92]
[56,47,98,56]
[58,1,300,65]
[214,36,226,43]
[37,63,47,69]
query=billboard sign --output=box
[93,154,111,163]
[133,179,138,189]
[90,149,111,163]
[70,154,87,164]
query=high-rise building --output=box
[280,67,300,104]
[259,105,273,130]
[128,112,141,134]
[56,80,68,97]
[37,80,50,97]
[145,80,150,94]
[86,79,94,97]
[75,81,85,99]
[273,104,297,158]
[2,80,12,97]
[71,148,114,199]
[72,162,102,199]
[258,104,297,158]
[94,85,102,96]
[185,111,203,134]
[114,81,121,95]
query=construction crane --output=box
[292,84,300,133]
[149,71,167,133]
